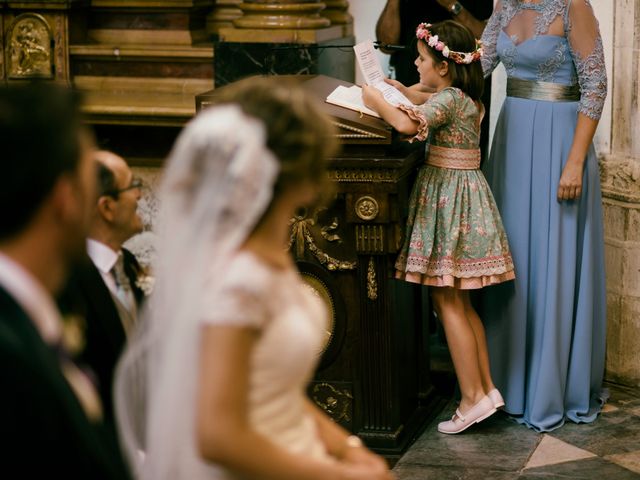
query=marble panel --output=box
[88,12,192,30]
[605,450,640,474]
[213,37,355,87]
[519,457,640,479]
[523,435,596,470]
[72,60,213,79]
[395,405,540,472]
[394,464,517,480]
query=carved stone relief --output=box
[599,155,640,204]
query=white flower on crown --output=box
[442,46,450,58]
[428,35,439,47]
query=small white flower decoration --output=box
[135,274,155,296]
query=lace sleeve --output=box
[566,0,607,120]
[480,1,503,77]
[398,89,455,142]
[202,282,267,329]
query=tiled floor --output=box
[393,382,640,479]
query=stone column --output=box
[322,0,353,36]
[234,0,330,30]
[207,0,243,36]
[601,0,640,387]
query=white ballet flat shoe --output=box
[437,395,497,434]
[488,388,505,409]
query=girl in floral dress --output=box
[363,20,515,434]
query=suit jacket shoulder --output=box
[0,287,131,479]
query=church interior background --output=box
[2,0,639,476]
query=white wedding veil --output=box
[114,104,279,479]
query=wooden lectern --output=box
[196,75,438,457]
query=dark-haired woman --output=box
[363,20,515,435]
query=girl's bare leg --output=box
[431,287,485,413]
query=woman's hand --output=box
[557,157,585,201]
[338,462,395,480]
[362,84,385,112]
[341,444,388,469]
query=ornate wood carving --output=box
[7,13,53,79]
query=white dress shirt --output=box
[0,252,62,344]
[87,239,136,314]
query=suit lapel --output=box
[78,261,127,351]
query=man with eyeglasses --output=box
[59,150,145,427]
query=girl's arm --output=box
[363,86,453,141]
[362,85,419,135]
[558,0,607,201]
[196,325,394,480]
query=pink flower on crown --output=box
[435,42,445,51]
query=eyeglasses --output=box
[103,177,144,198]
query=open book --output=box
[326,84,381,118]
[325,40,413,118]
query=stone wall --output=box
[601,0,640,387]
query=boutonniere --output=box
[135,268,155,297]
[61,313,86,357]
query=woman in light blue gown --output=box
[480,0,608,432]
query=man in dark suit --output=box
[0,84,131,478]
[60,150,145,421]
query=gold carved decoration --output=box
[7,14,53,79]
[355,225,385,253]
[312,382,353,423]
[355,195,379,221]
[328,169,397,183]
[300,272,336,355]
[288,208,356,271]
[332,121,386,140]
[367,257,378,301]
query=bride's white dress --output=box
[201,250,332,478]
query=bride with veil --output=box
[114,77,394,480]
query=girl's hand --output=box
[385,78,433,105]
[557,157,585,201]
[384,78,409,95]
[362,85,385,111]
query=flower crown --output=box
[416,23,483,65]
